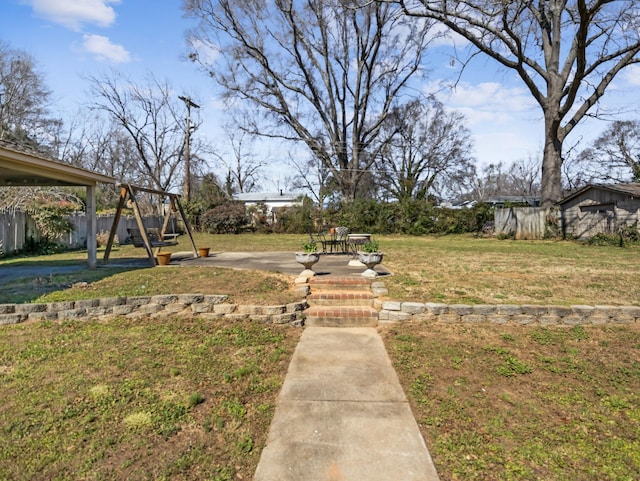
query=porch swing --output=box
[102,183,198,266]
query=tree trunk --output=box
[540,114,564,207]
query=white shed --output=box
[233,191,302,222]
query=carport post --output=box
[86,184,97,269]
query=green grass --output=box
[0,233,304,305]
[380,235,640,305]
[0,316,301,480]
[2,233,640,479]
[2,233,640,305]
[385,322,640,480]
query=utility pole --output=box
[0,89,5,140]
[178,95,200,202]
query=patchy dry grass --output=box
[384,321,640,481]
[0,233,304,305]
[2,234,640,479]
[2,233,639,306]
[380,235,640,306]
[0,265,300,306]
[0,316,301,481]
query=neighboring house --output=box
[484,195,540,207]
[559,183,640,240]
[233,191,303,223]
[444,196,539,210]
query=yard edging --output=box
[3,289,640,327]
[376,299,640,325]
[0,294,307,326]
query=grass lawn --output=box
[384,322,640,481]
[1,233,639,479]
[380,235,640,306]
[0,316,302,481]
[2,233,639,306]
[0,233,305,305]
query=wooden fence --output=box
[0,209,169,255]
[494,207,551,240]
[0,209,31,254]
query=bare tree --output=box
[0,41,60,150]
[87,72,202,195]
[398,0,640,206]
[51,115,151,207]
[214,127,266,194]
[0,186,82,210]
[507,155,541,197]
[184,0,434,200]
[465,162,510,203]
[0,42,72,210]
[290,153,333,208]
[377,98,475,203]
[579,120,640,183]
[464,156,541,203]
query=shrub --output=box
[201,201,248,234]
[181,200,207,232]
[588,233,621,246]
[326,199,396,234]
[273,196,315,234]
[28,201,77,241]
[322,199,493,236]
[21,236,65,256]
[247,202,272,233]
[361,240,379,253]
[301,241,318,253]
[587,223,640,247]
[618,222,640,245]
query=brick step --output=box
[305,306,378,328]
[307,291,374,307]
[308,276,373,291]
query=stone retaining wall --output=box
[0,294,307,326]
[4,288,639,328]
[377,301,640,325]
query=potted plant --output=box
[295,241,320,277]
[156,251,172,266]
[357,240,383,277]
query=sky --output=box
[2,0,640,191]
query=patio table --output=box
[347,233,371,258]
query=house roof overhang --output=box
[0,141,115,187]
[558,182,640,205]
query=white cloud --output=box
[26,0,119,31]
[474,131,542,166]
[82,34,130,63]
[186,38,221,65]
[447,81,538,123]
[425,79,543,164]
[621,64,640,86]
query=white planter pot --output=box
[357,252,383,277]
[295,252,320,277]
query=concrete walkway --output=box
[253,327,440,481]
